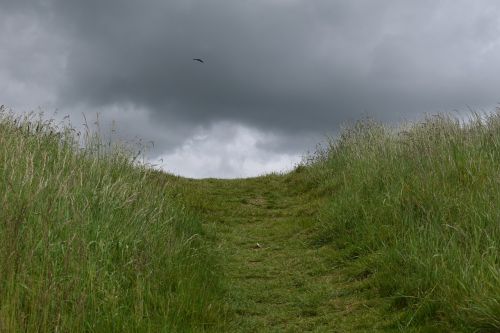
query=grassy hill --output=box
[1,106,499,332]
[0,108,227,332]
[303,114,500,331]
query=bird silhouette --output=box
[193,58,204,63]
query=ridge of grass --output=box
[0,107,228,332]
[303,113,500,331]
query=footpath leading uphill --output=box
[176,174,395,332]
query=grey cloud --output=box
[153,122,302,178]
[0,6,66,110]
[2,0,500,176]
[46,0,500,130]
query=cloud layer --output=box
[2,1,500,177]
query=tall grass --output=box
[0,107,227,332]
[306,112,500,331]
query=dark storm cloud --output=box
[2,0,500,176]
[9,0,498,134]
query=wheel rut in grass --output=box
[182,175,393,332]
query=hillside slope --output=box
[2,107,498,332]
[0,109,227,332]
[170,113,500,333]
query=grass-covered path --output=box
[176,174,393,332]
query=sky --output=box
[2,1,500,178]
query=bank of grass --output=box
[3,104,499,332]
[0,107,227,332]
[305,112,500,331]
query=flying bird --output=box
[193,58,204,63]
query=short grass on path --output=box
[173,174,399,332]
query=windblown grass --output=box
[0,107,227,332]
[4,104,498,332]
[305,112,500,331]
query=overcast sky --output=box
[2,1,500,178]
